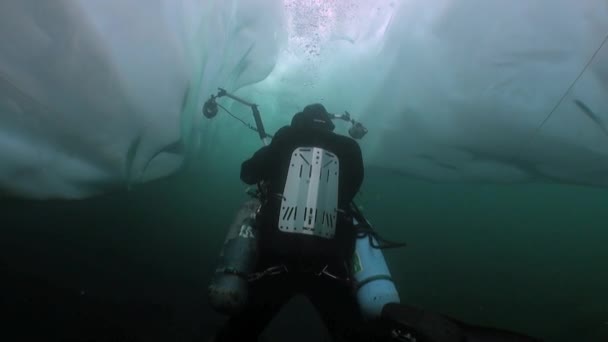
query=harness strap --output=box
[247,263,351,283]
[315,264,351,282]
[247,265,289,282]
[215,267,249,280]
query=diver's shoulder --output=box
[328,133,360,156]
[334,132,360,147]
[272,125,292,139]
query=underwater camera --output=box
[202,88,369,142]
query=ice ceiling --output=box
[1,0,607,199]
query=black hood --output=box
[291,103,335,132]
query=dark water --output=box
[1,157,607,341]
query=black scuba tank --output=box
[207,198,260,315]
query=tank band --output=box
[355,274,393,291]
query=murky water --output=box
[1,159,607,341]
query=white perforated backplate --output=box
[278,147,339,239]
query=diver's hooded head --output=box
[291,103,335,132]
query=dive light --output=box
[203,95,218,118]
[202,88,270,145]
[331,111,368,140]
[349,122,368,140]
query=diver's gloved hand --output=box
[355,303,462,342]
[359,303,543,342]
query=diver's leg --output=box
[306,275,365,342]
[213,274,293,342]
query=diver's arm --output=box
[240,146,271,185]
[240,126,290,185]
[349,139,364,197]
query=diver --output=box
[210,103,366,341]
[204,92,543,342]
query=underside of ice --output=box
[0,0,607,199]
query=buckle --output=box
[316,264,350,283]
[316,265,338,280]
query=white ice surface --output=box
[0,0,607,198]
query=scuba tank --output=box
[207,198,260,315]
[351,206,403,320]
